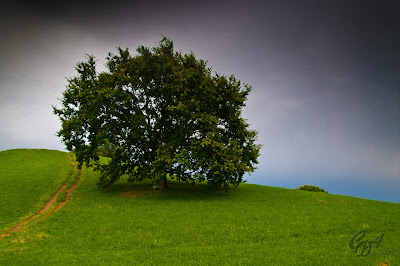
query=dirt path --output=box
[1,157,81,239]
[44,170,81,217]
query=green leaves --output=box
[54,37,261,191]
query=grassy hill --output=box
[0,149,73,232]
[0,149,398,265]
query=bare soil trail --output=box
[1,156,81,239]
[44,169,81,217]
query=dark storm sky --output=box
[0,0,399,202]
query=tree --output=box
[53,37,261,191]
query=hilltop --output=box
[0,149,398,265]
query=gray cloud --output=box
[1,0,399,201]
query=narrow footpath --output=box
[1,156,81,239]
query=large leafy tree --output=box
[54,37,261,190]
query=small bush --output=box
[298,185,328,193]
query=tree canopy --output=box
[53,37,261,191]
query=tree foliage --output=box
[54,37,261,190]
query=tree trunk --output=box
[158,174,168,190]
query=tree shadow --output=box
[156,181,235,201]
[100,179,236,201]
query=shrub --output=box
[298,185,328,193]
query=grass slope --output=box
[0,150,399,265]
[0,149,72,232]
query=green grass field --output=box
[0,149,399,265]
[0,149,73,232]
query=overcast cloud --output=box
[1,0,399,202]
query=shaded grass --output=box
[0,149,72,232]
[0,152,399,265]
